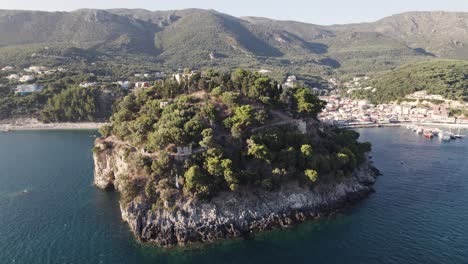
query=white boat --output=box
[416,128,423,134]
[453,128,465,139]
[440,132,451,141]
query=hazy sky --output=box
[2,0,468,25]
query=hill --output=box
[93,69,378,246]
[351,60,468,103]
[0,9,467,75]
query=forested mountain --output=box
[0,9,467,75]
[351,60,468,103]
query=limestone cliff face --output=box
[93,140,132,190]
[94,138,380,247]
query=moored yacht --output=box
[423,130,434,138]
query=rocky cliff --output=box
[94,138,380,247]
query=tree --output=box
[226,105,257,137]
[40,86,99,122]
[339,147,357,171]
[301,144,313,158]
[293,88,325,118]
[184,165,211,197]
[247,138,271,163]
[221,91,240,107]
[199,128,215,149]
[305,169,318,183]
[221,159,238,191]
[336,153,350,168]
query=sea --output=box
[0,127,467,264]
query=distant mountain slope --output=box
[0,9,466,75]
[336,12,468,59]
[353,60,468,103]
[0,9,157,52]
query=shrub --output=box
[305,169,318,183]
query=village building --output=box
[19,75,35,83]
[24,66,48,74]
[79,82,98,88]
[15,84,44,95]
[6,74,20,81]
[258,69,272,74]
[154,72,166,79]
[283,75,297,89]
[1,66,14,71]
[172,72,194,84]
[135,82,150,89]
[159,101,169,109]
[116,81,130,89]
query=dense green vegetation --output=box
[98,69,371,206]
[0,63,128,121]
[351,60,468,103]
[40,86,99,122]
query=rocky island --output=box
[93,69,379,247]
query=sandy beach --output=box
[0,118,107,131]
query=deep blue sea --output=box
[0,128,467,264]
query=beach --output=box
[0,118,106,131]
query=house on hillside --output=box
[135,82,150,89]
[15,84,44,95]
[172,72,194,84]
[6,74,20,81]
[154,72,166,79]
[159,101,169,109]
[19,75,35,83]
[24,66,48,74]
[283,75,297,88]
[116,81,130,89]
[79,82,98,88]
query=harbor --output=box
[405,124,464,141]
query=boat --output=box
[440,132,451,141]
[416,128,423,134]
[423,130,434,138]
[453,128,465,139]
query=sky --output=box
[1,0,468,25]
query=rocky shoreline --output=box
[94,139,380,247]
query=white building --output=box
[15,84,44,95]
[283,75,297,88]
[1,66,14,71]
[116,81,130,89]
[173,72,193,84]
[258,69,271,74]
[19,75,35,83]
[154,72,166,79]
[24,66,48,74]
[135,82,150,89]
[159,101,169,109]
[6,74,20,81]
[79,82,98,88]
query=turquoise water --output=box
[0,128,467,264]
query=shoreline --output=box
[340,122,468,129]
[0,122,106,131]
[94,137,380,247]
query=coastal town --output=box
[319,77,468,128]
[1,64,468,133]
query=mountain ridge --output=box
[0,8,466,75]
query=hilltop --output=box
[0,9,467,75]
